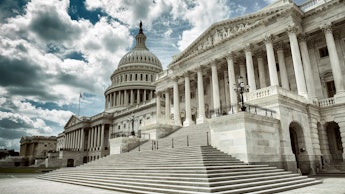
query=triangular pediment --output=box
[64,115,82,128]
[170,0,294,65]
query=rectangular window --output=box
[319,47,329,58]
[326,81,336,98]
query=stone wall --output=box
[209,112,281,166]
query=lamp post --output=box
[234,76,248,111]
[129,114,135,136]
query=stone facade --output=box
[155,0,345,174]
[52,22,163,167]
[19,136,57,165]
[52,0,345,174]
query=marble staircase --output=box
[134,123,211,152]
[37,146,321,193]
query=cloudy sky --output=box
[0,0,305,151]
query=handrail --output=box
[208,103,276,118]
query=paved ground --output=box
[0,174,345,194]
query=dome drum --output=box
[105,22,162,111]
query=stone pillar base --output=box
[183,119,194,127]
[196,116,206,124]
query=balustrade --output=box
[300,0,332,12]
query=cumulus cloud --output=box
[0,0,133,150]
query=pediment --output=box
[170,1,293,65]
[64,115,82,128]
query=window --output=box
[319,47,329,58]
[326,81,336,98]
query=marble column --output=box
[239,59,247,85]
[137,89,140,104]
[80,129,84,151]
[113,92,116,106]
[116,91,120,106]
[124,90,128,105]
[264,34,279,86]
[87,129,91,150]
[211,62,220,116]
[100,124,104,150]
[321,23,345,96]
[287,25,308,98]
[165,89,170,119]
[244,44,256,91]
[90,128,94,150]
[226,53,238,112]
[183,73,193,126]
[143,89,147,102]
[299,34,317,99]
[173,77,182,126]
[130,89,134,105]
[156,91,161,119]
[97,125,101,150]
[276,42,290,90]
[256,50,267,88]
[196,67,206,124]
[65,133,69,149]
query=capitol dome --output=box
[104,22,163,112]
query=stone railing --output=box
[141,117,176,127]
[314,97,335,107]
[246,87,273,101]
[246,86,309,104]
[299,0,332,12]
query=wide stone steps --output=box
[37,146,322,193]
[134,123,211,152]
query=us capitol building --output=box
[45,0,344,175]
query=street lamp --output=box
[234,76,249,111]
[129,114,135,136]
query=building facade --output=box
[55,22,163,166]
[155,0,345,174]
[53,0,345,174]
[19,136,57,165]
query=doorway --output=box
[289,122,307,173]
[67,159,74,167]
[326,121,343,162]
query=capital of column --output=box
[287,24,299,35]
[275,41,285,51]
[263,34,274,44]
[298,33,309,42]
[320,23,332,34]
[243,43,253,52]
[155,91,162,96]
[183,71,191,78]
[225,51,236,61]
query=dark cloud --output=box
[0,118,32,131]
[0,0,28,23]
[0,55,41,87]
[29,6,82,42]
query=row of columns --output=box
[65,128,84,150]
[156,23,345,127]
[87,125,105,151]
[106,89,154,108]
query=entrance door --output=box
[289,127,300,168]
[67,159,74,167]
[326,122,344,162]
